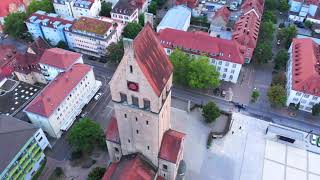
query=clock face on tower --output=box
[127,81,139,92]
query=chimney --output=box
[144,12,154,28]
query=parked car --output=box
[221,89,227,97]
[310,134,320,146]
[80,111,88,118]
[94,93,102,101]
[294,21,304,28]
[214,88,221,96]
[277,39,281,46]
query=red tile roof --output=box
[72,17,113,35]
[105,117,120,144]
[175,0,198,8]
[0,0,25,17]
[156,176,165,180]
[28,38,51,55]
[39,48,81,70]
[232,10,261,49]
[0,45,17,77]
[102,154,156,180]
[294,0,319,5]
[13,53,41,74]
[241,0,264,16]
[213,7,230,22]
[159,129,185,163]
[158,28,245,64]
[26,12,74,29]
[133,24,173,96]
[25,63,92,117]
[291,38,320,96]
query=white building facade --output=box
[53,0,101,18]
[110,1,139,23]
[24,64,102,138]
[286,38,320,112]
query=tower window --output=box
[115,147,119,152]
[135,117,138,121]
[136,130,139,134]
[124,114,127,118]
[120,93,127,102]
[128,139,131,143]
[147,146,150,150]
[143,99,150,110]
[130,65,133,73]
[132,96,139,107]
[146,121,149,125]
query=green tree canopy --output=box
[122,22,142,39]
[259,21,275,42]
[304,20,313,29]
[267,85,287,107]
[56,41,69,50]
[169,49,220,89]
[278,26,297,49]
[271,72,287,87]
[106,41,124,63]
[27,0,54,16]
[274,49,289,70]
[263,11,277,24]
[265,0,277,10]
[100,1,112,17]
[148,1,158,15]
[139,13,145,27]
[253,42,273,63]
[251,90,260,103]
[279,0,290,12]
[202,102,221,123]
[312,104,320,116]
[88,167,106,180]
[3,12,27,38]
[67,119,105,153]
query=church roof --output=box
[159,129,185,163]
[133,24,173,96]
[105,116,120,144]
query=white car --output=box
[94,93,102,101]
[310,134,319,146]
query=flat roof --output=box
[157,5,191,31]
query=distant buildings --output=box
[26,11,124,57]
[289,0,318,17]
[104,24,186,180]
[24,62,101,138]
[52,0,101,18]
[286,38,320,112]
[175,0,198,9]
[210,6,231,29]
[157,5,191,33]
[0,115,50,180]
[110,0,139,23]
[158,28,244,83]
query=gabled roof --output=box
[24,63,92,117]
[241,0,264,16]
[14,53,41,74]
[158,28,245,64]
[213,7,231,22]
[232,10,261,49]
[26,11,75,30]
[111,0,139,16]
[102,154,157,180]
[0,115,38,173]
[105,116,120,144]
[28,38,51,55]
[133,24,173,96]
[0,0,25,17]
[159,129,185,163]
[39,48,81,70]
[291,38,320,96]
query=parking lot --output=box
[0,80,43,115]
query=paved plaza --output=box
[170,107,320,180]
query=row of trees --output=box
[4,0,54,39]
[169,49,220,89]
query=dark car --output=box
[294,21,304,28]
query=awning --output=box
[267,124,304,141]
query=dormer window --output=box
[130,65,133,73]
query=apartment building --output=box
[24,63,101,138]
[110,0,139,23]
[104,24,186,180]
[68,16,123,57]
[25,11,75,46]
[286,38,320,112]
[289,0,318,17]
[53,0,101,18]
[158,28,245,83]
[0,115,50,180]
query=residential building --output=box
[157,5,191,33]
[0,115,50,180]
[0,0,31,32]
[289,0,318,17]
[0,45,17,78]
[241,0,264,17]
[210,6,231,28]
[232,9,261,63]
[110,0,139,23]
[68,16,123,57]
[158,28,245,83]
[286,38,320,112]
[52,0,101,18]
[24,63,101,138]
[104,24,186,180]
[175,0,198,9]
[25,11,75,46]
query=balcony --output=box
[31,146,41,158]
[18,154,28,165]
[25,161,35,173]
[21,158,31,169]
[8,164,19,176]
[28,142,38,152]
[12,170,22,180]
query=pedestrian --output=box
[239,126,242,130]
[232,131,234,134]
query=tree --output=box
[202,102,221,123]
[278,26,297,49]
[312,103,320,116]
[265,0,277,11]
[122,22,142,39]
[187,56,220,89]
[263,11,277,24]
[271,72,287,87]
[100,1,112,17]
[27,0,54,16]
[139,13,145,27]
[279,0,290,12]
[169,49,191,86]
[56,41,69,50]
[259,21,275,42]
[251,90,260,103]
[148,1,158,15]
[253,42,273,63]
[88,167,106,180]
[304,20,313,29]
[67,119,105,153]
[3,12,27,38]
[106,41,124,63]
[267,85,287,107]
[274,49,289,70]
